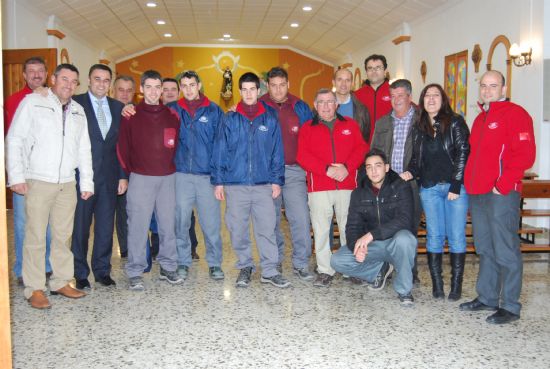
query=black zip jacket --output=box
[408,113,470,194]
[346,170,414,252]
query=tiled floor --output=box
[7,211,550,369]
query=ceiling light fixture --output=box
[146,2,157,7]
[164,33,172,37]
[223,34,231,38]
[157,20,166,25]
[290,22,299,28]
[281,35,289,40]
[302,5,312,11]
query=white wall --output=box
[344,0,549,228]
[344,0,546,172]
[2,0,111,94]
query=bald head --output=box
[333,68,353,99]
[479,70,507,104]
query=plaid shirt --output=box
[391,106,415,173]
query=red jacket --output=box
[354,80,392,144]
[297,115,369,193]
[4,85,33,134]
[464,101,536,195]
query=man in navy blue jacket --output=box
[211,72,287,288]
[167,71,225,281]
[72,64,127,289]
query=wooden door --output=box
[2,48,57,209]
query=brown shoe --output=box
[50,284,86,299]
[28,290,51,309]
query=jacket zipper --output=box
[58,105,66,183]
[329,125,338,190]
[248,120,253,181]
[188,111,194,171]
[375,194,381,226]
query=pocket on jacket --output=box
[164,128,176,148]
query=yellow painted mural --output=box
[116,47,333,110]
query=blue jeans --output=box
[420,183,468,253]
[13,192,52,277]
[175,173,222,268]
[331,230,417,295]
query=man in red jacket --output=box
[460,70,536,324]
[297,88,369,287]
[354,54,392,144]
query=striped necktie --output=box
[97,99,108,139]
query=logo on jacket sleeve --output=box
[258,125,268,132]
[519,132,531,141]
[199,116,208,123]
[341,129,352,135]
[488,122,499,129]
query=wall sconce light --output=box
[509,43,532,66]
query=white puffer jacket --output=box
[6,89,94,193]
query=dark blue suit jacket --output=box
[73,93,125,193]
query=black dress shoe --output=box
[76,279,91,290]
[96,275,116,287]
[486,308,520,324]
[459,298,498,311]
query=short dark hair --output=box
[114,75,135,87]
[24,57,46,72]
[365,148,388,165]
[364,54,387,70]
[390,79,412,95]
[162,77,180,91]
[88,64,112,78]
[178,70,201,84]
[239,72,260,89]
[140,70,162,86]
[266,67,288,82]
[54,63,79,77]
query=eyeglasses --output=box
[316,100,337,106]
[366,66,384,72]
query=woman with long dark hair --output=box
[405,83,470,301]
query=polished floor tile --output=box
[7,212,550,369]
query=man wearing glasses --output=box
[354,54,392,144]
[297,89,368,287]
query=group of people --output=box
[4,54,536,325]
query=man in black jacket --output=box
[331,149,417,306]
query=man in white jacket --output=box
[6,63,94,309]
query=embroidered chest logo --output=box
[488,122,499,129]
[382,95,391,101]
[199,116,208,123]
[291,126,299,133]
[341,129,352,135]
[167,138,175,146]
[258,125,268,132]
[519,132,531,141]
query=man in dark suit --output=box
[72,64,127,289]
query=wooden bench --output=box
[309,179,550,253]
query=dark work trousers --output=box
[115,193,128,255]
[470,191,522,315]
[72,182,116,280]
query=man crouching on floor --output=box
[331,149,417,306]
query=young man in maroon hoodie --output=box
[460,70,536,324]
[117,70,183,290]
